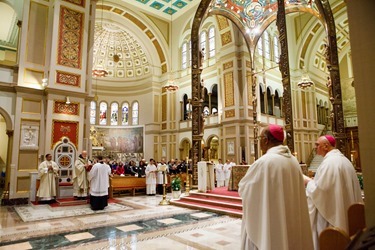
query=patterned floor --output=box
[0,194,242,249]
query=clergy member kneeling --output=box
[238,124,313,250]
[89,155,112,211]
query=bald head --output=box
[315,136,335,156]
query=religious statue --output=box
[326,76,334,102]
[199,48,205,69]
[324,44,331,68]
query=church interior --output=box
[0,0,374,249]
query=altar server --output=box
[89,155,112,210]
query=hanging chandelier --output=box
[92,0,108,78]
[162,0,179,92]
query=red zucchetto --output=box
[324,135,336,147]
[269,124,284,142]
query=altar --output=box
[228,165,250,191]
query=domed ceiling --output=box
[92,22,151,79]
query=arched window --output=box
[183,94,191,120]
[264,32,271,60]
[132,101,139,125]
[274,91,281,118]
[257,37,263,56]
[110,102,118,125]
[182,42,187,69]
[259,85,265,114]
[122,102,129,125]
[267,87,273,115]
[90,101,96,125]
[273,35,280,63]
[189,40,192,67]
[200,31,207,60]
[211,84,218,115]
[99,102,107,125]
[208,27,215,58]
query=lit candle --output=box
[351,153,354,162]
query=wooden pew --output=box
[320,227,350,250]
[109,176,146,198]
[348,203,366,237]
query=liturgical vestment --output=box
[37,160,59,201]
[306,149,362,249]
[239,145,313,250]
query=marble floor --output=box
[0,194,242,249]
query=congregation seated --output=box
[115,163,125,175]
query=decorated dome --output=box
[92,22,151,79]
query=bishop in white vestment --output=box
[305,135,362,249]
[239,125,313,250]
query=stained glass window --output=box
[264,32,271,59]
[90,101,96,125]
[182,42,187,69]
[200,31,207,60]
[274,35,280,63]
[122,102,129,125]
[99,102,107,125]
[132,101,139,125]
[208,27,215,58]
[110,102,118,125]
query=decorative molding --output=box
[56,71,81,87]
[54,101,79,116]
[225,109,235,118]
[62,0,85,8]
[57,6,83,69]
[224,72,234,107]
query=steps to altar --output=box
[170,191,243,218]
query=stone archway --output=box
[0,107,14,197]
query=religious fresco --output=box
[92,126,144,154]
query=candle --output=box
[351,153,354,162]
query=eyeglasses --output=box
[257,135,267,140]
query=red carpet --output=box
[207,186,240,197]
[170,187,243,217]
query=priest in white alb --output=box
[37,154,59,203]
[304,135,362,249]
[73,150,90,200]
[239,124,313,250]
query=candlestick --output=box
[185,157,190,196]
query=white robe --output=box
[89,162,111,196]
[223,163,232,186]
[145,163,157,194]
[215,163,225,187]
[156,163,168,185]
[306,149,362,249]
[37,160,59,200]
[239,145,313,250]
[73,157,89,197]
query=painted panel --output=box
[52,120,79,149]
[22,99,41,114]
[56,71,81,87]
[54,101,79,116]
